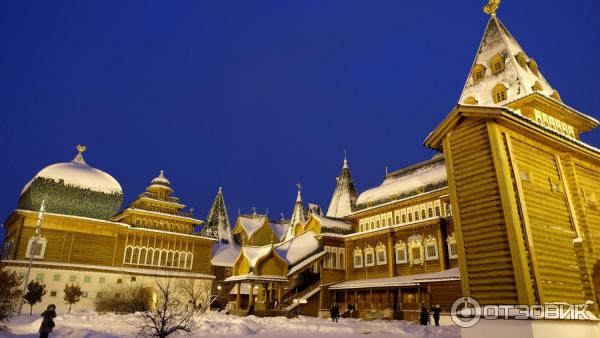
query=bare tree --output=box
[136,278,196,338]
[0,264,22,323]
[175,278,212,313]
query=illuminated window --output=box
[424,235,438,261]
[471,64,486,82]
[375,243,387,265]
[490,55,505,75]
[492,83,508,103]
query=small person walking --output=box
[432,304,441,326]
[419,303,429,326]
[39,304,57,338]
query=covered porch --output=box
[225,273,288,315]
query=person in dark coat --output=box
[432,304,441,326]
[419,303,429,326]
[39,304,57,338]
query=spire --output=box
[285,185,306,241]
[326,155,358,218]
[72,144,87,164]
[200,186,232,243]
[459,7,557,107]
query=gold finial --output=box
[77,144,87,154]
[483,0,500,16]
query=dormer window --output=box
[492,83,508,103]
[528,59,539,75]
[471,64,486,83]
[515,52,527,68]
[532,81,543,92]
[551,90,561,102]
[463,96,478,105]
[490,55,505,75]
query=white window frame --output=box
[324,246,331,268]
[353,248,363,268]
[364,246,375,267]
[375,243,387,265]
[25,237,47,259]
[447,232,458,259]
[339,248,345,269]
[395,241,408,264]
[424,235,439,261]
[407,234,424,266]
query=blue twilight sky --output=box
[1,1,600,242]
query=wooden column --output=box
[386,288,390,307]
[369,289,373,310]
[249,282,255,309]
[236,282,241,310]
[277,284,282,309]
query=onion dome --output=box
[147,170,173,194]
[18,145,123,220]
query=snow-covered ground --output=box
[0,311,459,338]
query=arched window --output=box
[407,235,424,266]
[124,246,133,264]
[167,251,174,267]
[140,248,147,265]
[395,241,408,264]
[424,235,439,261]
[492,83,508,103]
[160,251,168,266]
[131,247,139,265]
[435,206,441,217]
[353,248,363,268]
[464,96,478,105]
[173,252,180,268]
[395,215,400,224]
[153,250,160,266]
[402,214,406,223]
[428,208,433,218]
[515,52,527,68]
[364,246,375,267]
[421,210,426,219]
[375,243,387,265]
[146,248,154,265]
[471,64,486,83]
[376,220,380,228]
[179,252,186,267]
[490,54,505,75]
[532,81,543,92]
[408,213,413,222]
[388,217,392,225]
[528,59,539,75]
[447,232,458,259]
[186,253,193,269]
[414,211,419,221]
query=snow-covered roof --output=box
[21,153,122,196]
[356,157,447,205]
[151,170,170,186]
[241,246,274,269]
[269,222,290,241]
[459,16,556,107]
[224,273,288,282]
[275,230,320,266]
[311,214,354,234]
[211,242,241,267]
[326,157,358,218]
[238,215,267,238]
[329,268,460,290]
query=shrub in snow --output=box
[0,264,22,323]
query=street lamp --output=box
[18,199,46,316]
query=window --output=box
[490,55,505,75]
[131,276,137,282]
[353,248,363,268]
[53,274,61,282]
[84,276,91,283]
[339,248,345,269]
[407,234,424,266]
[428,208,433,218]
[331,247,338,269]
[35,273,44,281]
[424,235,439,261]
[402,214,406,223]
[50,291,57,297]
[117,278,123,284]
[375,243,387,265]
[492,83,508,103]
[528,59,539,75]
[99,277,106,284]
[435,206,441,217]
[25,237,47,259]
[395,241,408,264]
[471,64,486,83]
[364,246,375,267]
[395,215,400,224]
[2,238,14,259]
[324,246,330,268]
[421,210,426,219]
[69,275,76,283]
[515,52,527,68]
[414,211,419,221]
[463,96,478,105]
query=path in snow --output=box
[0,311,459,338]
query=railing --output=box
[132,203,194,218]
[139,192,180,204]
[283,280,321,305]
